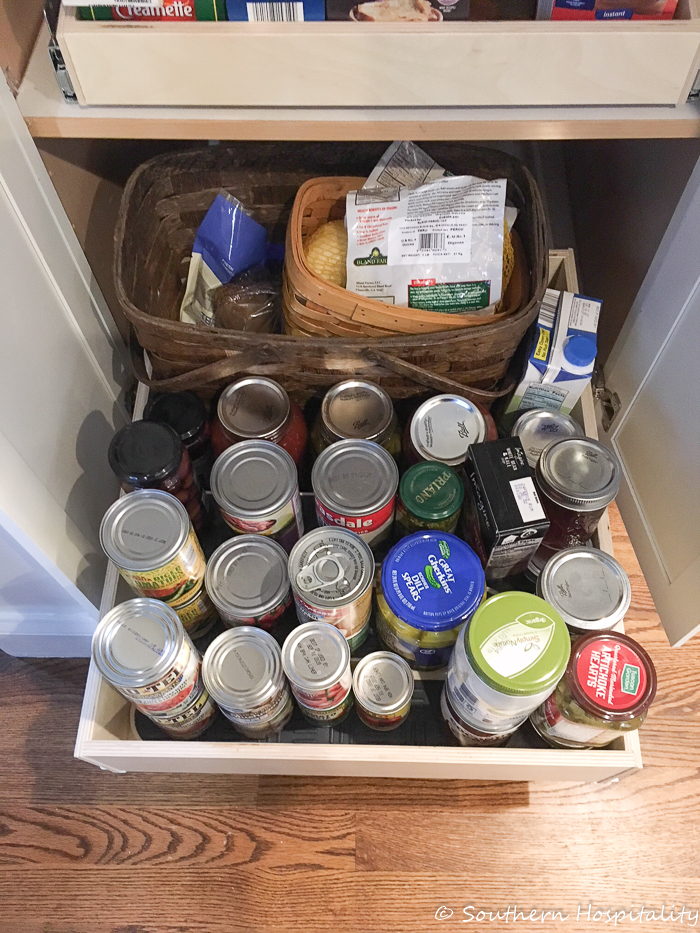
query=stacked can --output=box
[282,622,353,724]
[92,598,217,739]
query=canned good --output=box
[288,528,375,652]
[440,683,520,747]
[312,439,399,553]
[511,408,584,469]
[297,692,354,725]
[205,535,293,631]
[537,546,631,635]
[396,462,464,536]
[311,380,401,459]
[353,651,414,731]
[202,627,293,739]
[530,631,657,749]
[91,598,217,739]
[174,586,218,640]
[210,440,303,553]
[447,592,570,732]
[376,533,485,670]
[100,489,205,609]
[282,621,353,723]
[404,394,491,468]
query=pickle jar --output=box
[353,652,414,732]
[403,394,496,468]
[144,390,213,487]
[530,631,657,749]
[311,380,401,460]
[396,462,464,536]
[376,532,485,670]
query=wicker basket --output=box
[114,144,548,406]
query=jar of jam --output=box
[108,421,204,531]
[396,462,464,536]
[440,682,520,747]
[311,380,401,460]
[144,391,213,487]
[530,631,657,749]
[403,394,496,469]
[534,437,621,566]
[211,376,307,466]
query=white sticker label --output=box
[387,215,473,266]
[480,617,555,678]
[569,295,601,333]
[509,477,546,524]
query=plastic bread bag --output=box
[211,264,283,334]
[346,173,507,314]
[180,190,268,327]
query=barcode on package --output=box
[509,477,546,524]
[419,233,446,251]
[246,1,304,18]
[538,289,560,329]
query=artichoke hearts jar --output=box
[353,651,414,731]
[282,621,353,725]
[311,380,401,460]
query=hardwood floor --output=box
[1,505,698,933]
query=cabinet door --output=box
[604,156,700,647]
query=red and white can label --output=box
[314,497,395,546]
[576,638,647,712]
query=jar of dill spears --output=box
[396,463,464,536]
[376,532,485,670]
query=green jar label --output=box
[621,663,641,695]
[399,463,464,522]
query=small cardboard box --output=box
[325,0,470,21]
[543,0,678,19]
[227,0,324,17]
[77,1,226,19]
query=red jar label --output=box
[315,497,395,544]
[576,638,647,711]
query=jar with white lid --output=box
[404,394,495,468]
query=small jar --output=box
[534,437,621,565]
[440,682,520,747]
[530,631,657,749]
[282,621,353,725]
[108,420,204,530]
[396,462,464,536]
[511,408,584,469]
[205,535,293,631]
[311,380,401,460]
[447,592,571,732]
[211,376,307,466]
[210,440,303,553]
[537,546,631,635]
[376,532,485,670]
[144,390,213,487]
[202,627,293,739]
[403,394,496,468]
[353,652,414,731]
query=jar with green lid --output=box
[311,380,401,460]
[396,463,464,536]
[446,591,571,732]
[530,631,657,749]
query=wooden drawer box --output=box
[74,249,643,781]
[56,3,700,109]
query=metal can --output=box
[205,535,293,631]
[210,440,303,554]
[406,394,488,468]
[353,651,414,732]
[312,439,398,553]
[282,621,353,724]
[311,380,401,459]
[288,528,375,652]
[91,598,217,739]
[174,586,218,640]
[202,627,293,739]
[100,489,205,609]
[511,408,584,469]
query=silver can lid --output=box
[322,380,395,445]
[202,626,282,710]
[538,546,631,631]
[537,437,621,512]
[210,440,297,518]
[288,528,374,609]
[511,408,584,468]
[281,620,350,691]
[353,651,414,715]
[92,597,184,688]
[100,489,190,571]
[205,535,290,618]
[217,377,290,440]
[410,394,486,467]
[312,439,398,517]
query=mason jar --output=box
[510,408,583,469]
[403,394,496,468]
[311,380,401,460]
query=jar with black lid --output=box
[144,391,213,488]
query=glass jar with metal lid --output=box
[537,546,631,635]
[511,408,584,469]
[205,535,293,631]
[144,390,213,487]
[92,598,217,739]
[312,439,399,555]
[396,462,464,536]
[353,651,414,731]
[100,489,205,609]
[210,440,303,554]
[530,631,657,749]
[403,394,496,468]
[311,380,401,460]
[376,532,485,671]
[440,680,520,747]
[447,592,571,732]
[288,528,374,652]
[211,376,307,466]
[202,627,293,739]
[282,621,353,724]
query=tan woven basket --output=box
[114,144,548,406]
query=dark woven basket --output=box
[114,143,548,406]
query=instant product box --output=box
[537,0,678,19]
[76,1,226,19]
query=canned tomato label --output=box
[119,633,202,714]
[282,621,353,710]
[298,691,354,724]
[149,688,218,740]
[175,587,218,639]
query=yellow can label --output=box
[119,529,205,608]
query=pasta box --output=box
[75,1,226,19]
